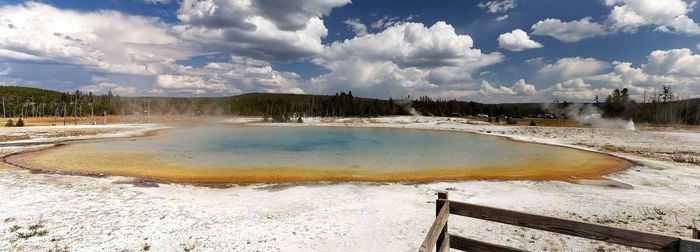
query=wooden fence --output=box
[419,191,700,252]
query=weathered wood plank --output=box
[680,238,700,252]
[436,191,448,251]
[419,201,450,252]
[441,199,680,251]
[438,234,450,252]
[449,234,526,252]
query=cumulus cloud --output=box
[480,80,516,95]
[586,61,676,90]
[0,1,341,96]
[531,0,700,43]
[152,56,304,95]
[310,22,503,98]
[155,75,216,91]
[538,57,611,81]
[605,0,700,34]
[177,0,349,31]
[531,17,607,42]
[79,82,138,95]
[665,15,700,34]
[174,0,350,62]
[530,49,700,102]
[642,48,700,76]
[253,0,351,31]
[539,78,616,101]
[497,29,543,51]
[480,79,537,96]
[0,2,191,76]
[478,0,516,14]
[344,18,368,36]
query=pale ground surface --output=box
[0,116,699,251]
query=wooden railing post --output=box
[421,197,700,251]
[436,191,448,250]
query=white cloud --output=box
[344,18,368,36]
[538,57,611,81]
[152,56,303,95]
[497,29,543,51]
[369,15,418,30]
[319,22,499,68]
[0,2,190,76]
[478,0,516,14]
[605,0,700,34]
[155,75,217,91]
[480,79,537,96]
[531,17,607,42]
[642,48,700,76]
[530,0,700,42]
[177,0,349,31]
[511,79,538,95]
[531,49,700,102]
[310,22,503,98]
[480,80,516,95]
[665,15,700,34]
[174,0,350,62]
[542,79,607,101]
[0,1,337,96]
[79,82,138,95]
[495,15,509,21]
[588,61,676,89]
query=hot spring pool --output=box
[9,125,631,184]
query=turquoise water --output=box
[97,125,568,171]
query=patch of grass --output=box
[49,244,70,252]
[14,220,49,239]
[601,144,627,152]
[28,222,44,231]
[670,152,700,165]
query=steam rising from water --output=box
[547,104,635,130]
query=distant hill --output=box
[0,86,65,99]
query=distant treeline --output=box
[0,85,698,125]
[412,95,547,118]
[0,87,411,119]
[599,86,700,125]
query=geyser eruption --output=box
[625,120,635,131]
[548,104,636,130]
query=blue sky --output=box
[0,0,699,102]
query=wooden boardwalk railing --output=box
[419,191,700,252]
